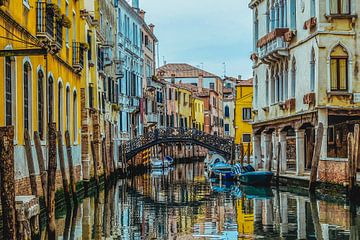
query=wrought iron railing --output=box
[55,19,63,48]
[72,42,84,70]
[36,2,54,40]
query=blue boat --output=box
[164,156,174,165]
[233,163,273,186]
[208,162,236,181]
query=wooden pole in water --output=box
[309,193,324,240]
[276,142,281,181]
[24,129,38,196]
[102,139,109,180]
[57,131,71,207]
[47,123,57,238]
[350,124,359,195]
[90,141,99,188]
[309,122,324,192]
[34,131,47,206]
[240,144,244,165]
[247,142,251,165]
[0,126,16,240]
[65,131,78,204]
[348,132,355,192]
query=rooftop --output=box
[236,78,253,87]
[157,63,220,79]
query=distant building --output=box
[157,63,224,135]
[192,97,205,131]
[234,79,253,154]
[223,77,237,138]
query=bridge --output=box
[119,128,235,161]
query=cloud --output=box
[141,0,253,78]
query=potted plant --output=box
[61,14,72,28]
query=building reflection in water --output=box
[41,162,360,239]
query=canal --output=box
[43,162,359,239]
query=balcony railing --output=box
[36,2,55,41]
[72,42,84,71]
[258,36,289,63]
[51,19,62,51]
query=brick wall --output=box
[318,160,348,185]
[15,166,82,196]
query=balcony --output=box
[51,19,62,52]
[257,28,289,64]
[146,77,156,91]
[72,42,84,72]
[147,112,158,125]
[36,2,55,43]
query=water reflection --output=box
[43,162,360,239]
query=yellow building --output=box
[236,198,254,236]
[0,0,86,192]
[176,84,192,128]
[235,79,253,152]
[192,96,204,131]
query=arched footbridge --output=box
[119,128,235,161]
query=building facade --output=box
[249,0,360,182]
[0,0,85,193]
[157,63,224,135]
[223,77,237,138]
[234,79,253,154]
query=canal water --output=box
[44,162,360,239]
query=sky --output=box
[141,0,253,79]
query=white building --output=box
[250,0,360,183]
[223,77,236,138]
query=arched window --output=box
[330,0,350,15]
[5,56,13,126]
[291,58,296,97]
[38,70,44,139]
[48,77,54,123]
[224,106,230,118]
[23,62,31,132]
[271,72,275,104]
[330,45,348,91]
[311,0,316,17]
[284,61,288,99]
[266,0,270,33]
[310,48,316,92]
[73,90,78,142]
[254,9,259,51]
[66,86,70,131]
[58,81,63,131]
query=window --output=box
[38,71,44,139]
[328,126,335,144]
[254,9,259,51]
[73,91,77,142]
[224,124,230,133]
[23,62,31,131]
[254,76,258,107]
[330,45,348,91]
[210,82,215,90]
[311,0,316,17]
[266,72,269,106]
[66,86,70,131]
[58,82,63,131]
[284,62,288,99]
[271,74,275,104]
[242,108,252,121]
[65,2,69,46]
[291,58,296,97]
[48,77,54,123]
[310,48,316,91]
[266,0,270,33]
[224,106,230,118]
[290,0,296,29]
[330,0,350,15]
[243,134,251,143]
[5,57,12,126]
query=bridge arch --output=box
[120,128,235,161]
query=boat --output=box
[231,185,273,199]
[150,158,169,168]
[233,163,273,186]
[208,162,236,181]
[205,152,226,169]
[164,156,174,165]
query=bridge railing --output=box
[121,127,234,160]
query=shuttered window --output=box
[330,45,348,91]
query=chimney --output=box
[171,73,175,84]
[198,73,203,92]
[149,24,155,33]
[139,10,145,19]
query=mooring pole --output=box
[90,141,99,188]
[57,131,71,207]
[0,126,16,240]
[24,129,38,196]
[47,123,57,239]
[34,131,47,206]
[65,131,78,204]
[309,123,324,192]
